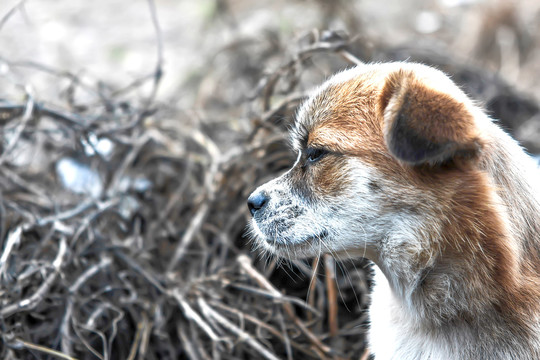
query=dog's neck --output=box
[377,120,540,330]
[481,123,540,264]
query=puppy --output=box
[247,62,540,359]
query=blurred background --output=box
[0,1,539,359]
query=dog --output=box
[247,62,540,359]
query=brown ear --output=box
[379,69,483,166]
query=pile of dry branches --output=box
[1,3,539,359]
[0,24,374,359]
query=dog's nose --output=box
[247,191,269,216]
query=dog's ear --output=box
[379,69,483,166]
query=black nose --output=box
[247,191,269,216]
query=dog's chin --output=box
[255,230,330,260]
[263,239,314,259]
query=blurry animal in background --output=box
[247,62,540,359]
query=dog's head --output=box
[247,62,488,267]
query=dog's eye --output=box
[306,148,328,163]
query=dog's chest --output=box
[368,268,449,360]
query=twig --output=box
[338,49,364,66]
[37,199,97,227]
[126,313,146,360]
[237,255,334,356]
[276,306,293,360]
[71,318,106,360]
[197,298,280,360]
[70,256,112,294]
[0,166,52,207]
[166,144,220,271]
[0,0,26,31]
[178,326,203,360]
[114,250,166,293]
[144,0,164,108]
[9,338,78,360]
[254,31,354,110]
[0,190,5,242]
[208,299,318,358]
[1,237,67,318]
[259,92,307,123]
[3,59,102,110]
[170,288,222,343]
[324,254,339,339]
[61,256,112,356]
[0,85,34,166]
[227,283,321,316]
[0,103,86,128]
[138,312,152,360]
[106,134,150,197]
[0,227,21,284]
[307,256,321,323]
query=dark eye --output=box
[306,148,328,163]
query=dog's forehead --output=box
[291,65,385,152]
[290,62,465,152]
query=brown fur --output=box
[380,69,483,165]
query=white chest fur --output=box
[368,266,540,360]
[368,267,451,360]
